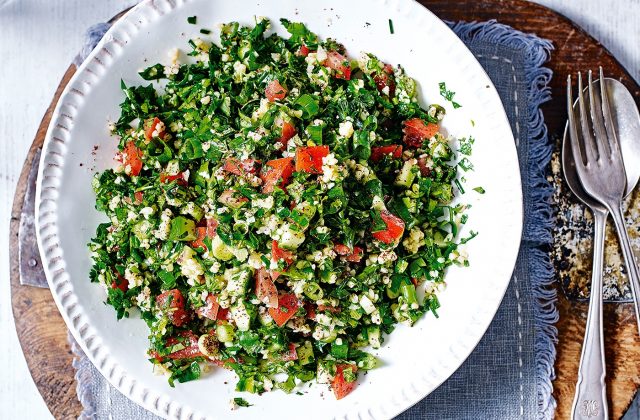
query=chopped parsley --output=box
[458,136,474,156]
[187,15,197,25]
[438,81,461,109]
[233,397,252,407]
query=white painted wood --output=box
[0,2,137,419]
[0,1,637,418]
[531,0,640,83]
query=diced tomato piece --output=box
[370,145,403,162]
[218,190,249,208]
[144,117,166,141]
[269,293,301,327]
[333,244,364,263]
[373,63,396,97]
[417,155,433,177]
[273,118,297,152]
[156,289,189,327]
[148,350,164,363]
[190,218,218,250]
[255,267,278,308]
[324,51,351,80]
[295,146,330,174]
[282,343,298,361]
[346,246,364,263]
[168,345,203,359]
[242,159,262,174]
[334,244,350,255]
[403,118,439,149]
[134,191,144,204]
[111,273,128,292]
[260,157,295,193]
[372,210,405,244]
[196,294,220,321]
[160,171,187,186]
[317,304,341,313]
[271,240,294,280]
[272,240,295,266]
[265,80,288,102]
[305,302,317,320]
[332,364,358,400]
[277,121,297,150]
[192,228,208,250]
[222,158,261,176]
[217,307,230,321]
[167,331,203,360]
[298,44,311,57]
[212,357,238,369]
[122,140,143,176]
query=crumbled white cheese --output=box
[210,261,221,274]
[154,209,173,240]
[252,196,274,209]
[108,196,121,211]
[124,264,144,288]
[126,210,137,223]
[286,316,311,334]
[252,98,270,120]
[377,250,398,265]
[338,120,354,139]
[233,61,247,82]
[140,207,154,219]
[312,325,333,341]
[179,248,204,284]
[163,63,179,77]
[135,286,152,310]
[257,214,281,235]
[320,153,341,186]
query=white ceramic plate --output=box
[36,0,522,419]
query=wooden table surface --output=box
[4,0,640,419]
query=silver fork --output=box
[567,68,640,418]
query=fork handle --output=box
[609,204,640,334]
[571,208,608,420]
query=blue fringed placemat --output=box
[70,18,558,420]
[399,21,557,420]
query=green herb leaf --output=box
[438,81,462,108]
[233,397,253,408]
[139,64,167,81]
[294,94,320,119]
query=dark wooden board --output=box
[425,3,640,419]
[9,1,639,419]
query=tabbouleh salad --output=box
[89,17,475,401]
